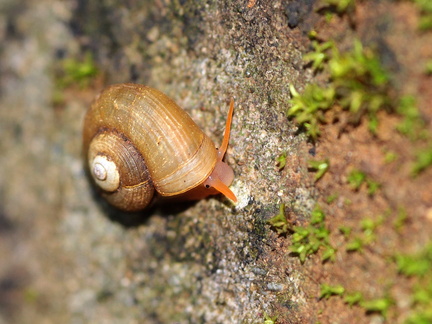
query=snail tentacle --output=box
[202,98,237,202]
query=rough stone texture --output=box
[0,0,315,323]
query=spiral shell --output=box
[83,83,233,211]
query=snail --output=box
[83,83,237,211]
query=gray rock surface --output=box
[0,0,315,322]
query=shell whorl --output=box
[86,131,155,211]
[91,155,120,191]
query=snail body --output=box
[83,83,236,211]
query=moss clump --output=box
[287,83,335,139]
[267,204,291,235]
[288,39,393,138]
[412,146,432,176]
[395,243,432,323]
[396,95,427,140]
[52,52,100,106]
[290,206,336,263]
[320,0,356,14]
[276,152,287,171]
[308,159,330,181]
[320,284,345,299]
[413,0,432,30]
[56,52,99,89]
[346,169,380,196]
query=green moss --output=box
[290,206,336,263]
[276,152,287,170]
[396,95,427,140]
[405,311,432,324]
[311,206,326,224]
[320,284,345,299]
[347,169,366,190]
[263,313,278,324]
[57,52,99,88]
[267,204,291,235]
[326,193,338,204]
[320,283,393,317]
[413,0,432,30]
[344,291,363,306]
[287,84,335,139]
[320,0,356,14]
[426,59,432,75]
[288,39,393,139]
[395,242,432,323]
[360,216,383,243]
[308,159,330,181]
[384,151,398,163]
[346,169,380,195]
[289,37,431,143]
[328,39,391,133]
[320,284,393,317]
[394,207,408,231]
[24,288,39,303]
[396,243,432,277]
[345,215,383,252]
[52,52,99,106]
[366,179,380,195]
[412,146,432,176]
[338,225,352,238]
[302,39,333,71]
[345,236,364,252]
[360,296,393,316]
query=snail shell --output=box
[83,83,236,211]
